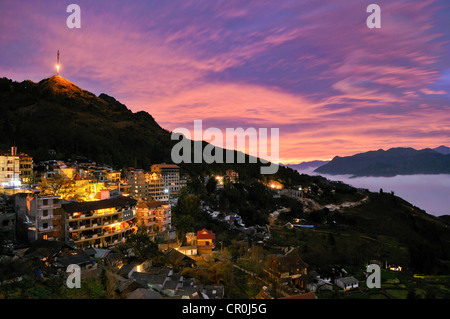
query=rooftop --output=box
[197,229,215,240]
[137,201,165,209]
[152,164,180,169]
[61,196,137,214]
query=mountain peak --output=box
[37,75,96,100]
[315,146,450,177]
[39,75,78,88]
[434,145,450,155]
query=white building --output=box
[15,193,63,242]
[334,276,359,291]
[151,164,180,198]
[0,147,21,188]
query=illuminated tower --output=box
[56,50,60,75]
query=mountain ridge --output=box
[314,146,450,177]
[284,160,330,171]
[0,75,172,168]
[0,75,298,183]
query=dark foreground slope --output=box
[341,192,450,273]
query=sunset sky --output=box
[1,0,449,164]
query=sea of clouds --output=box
[297,168,450,217]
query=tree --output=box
[174,191,202,217]
[38,174,77,199]
[206,177,217,193]
[174,215,195,240]
[125,225,161,259]
[0,257,33,298]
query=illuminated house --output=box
[136,201,171,233]
[107,171,121,182]
[19,153,33,184]
[196,229,215,255]
[72,173,108,201]
[56,167,77,179]
[62,195,138,248]
[0,147,21,188]
[268,180,283,190]
[151,164,180,198]
[128,170,169,202]
[145,172,169,202]
[91,169,121,183]
[215,175,224,189]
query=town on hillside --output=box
[0,146,447,299]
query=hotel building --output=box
[128,169,169,202]
[136,200,171,234]
[62,194,138,248]
[151,164,180,198]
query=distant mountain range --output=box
[314,146,450,177]
[284,160,330,172]
[435,145,450,155]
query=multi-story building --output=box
[61,194,138,248]
[128,170,169,202]
[136,201,171,234]
[136,201,157,232]
[129,169,148,200]
[0,147,21,188]
[179,174,188,190]
[19,154,33,184]
[15,193,64,242]
[0,147,33,187]
[107,171,121,183]
[146,172,169,202]
[151,164,180,198]
[92,169,120,183]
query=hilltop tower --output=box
[56,50,60,75]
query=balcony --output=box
[38,225,61,233]
[69,209,122,220]
[38,204,61,210]
[67,222,107,232]
[73,225,133,243]
[39,215,53,220]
